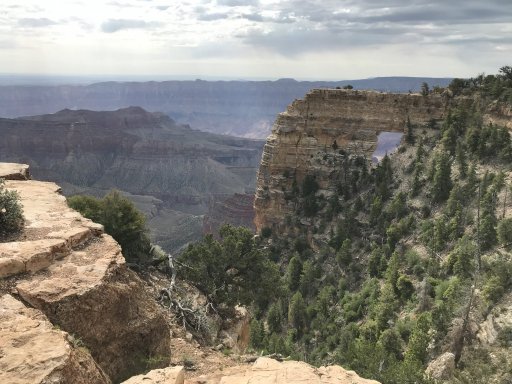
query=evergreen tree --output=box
[336,239,352,268]
[405,116,415,144]
[431,151,452,203]
[288,292,307,335]
[286,255,303,291]
[455,141,468,179]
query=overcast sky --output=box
[1,0,511,80]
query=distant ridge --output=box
[0,77,451,138]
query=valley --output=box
[0,107,263,252]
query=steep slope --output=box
[0,108,263,251]
[248,71,512,384]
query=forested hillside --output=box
[178,67,512,384]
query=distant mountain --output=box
[0,77,451,138]
[0,107,264,251]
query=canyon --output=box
[0,107,263,252]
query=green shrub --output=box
[68,190,151,263]
[0,179,24,236]
[497,217,512,245]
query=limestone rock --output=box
[0,162,30,180]
[121,366,185,384]
[425,352,456,381]
[219,306,251,353]
[0,163,171,383]
[254,89,448,233]
[477,293,512,345]
[15,234,171,382]
[0,294,110,384]
[187,357,380,384]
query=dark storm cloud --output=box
[101,19,161,33]
[236,0,512,56]
[18,17,57,27]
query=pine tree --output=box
[405,116,415,144]
[431,151,452,203]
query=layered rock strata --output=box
[0,163,171,383]
[254,89,449,232]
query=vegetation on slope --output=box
[175,67,512,384]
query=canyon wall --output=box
[0,108,263,251]
[254,89,449,232]
[0,164,171,383]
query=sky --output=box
[1,0,511,80]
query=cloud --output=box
[156,5,169,11]
[216,0,259,6]
[240,12,296,24]
[101,19,161,33]
[197,12,231,21]
[18,18,58,28]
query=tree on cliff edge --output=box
[68,190,151,263]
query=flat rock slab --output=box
[16,234,124,304]
[0,238,68,278]
[2,178,103,277]
[187,357,380,384]
[121,366,184,384]
[0,163,30,180]
[0,294,110,384]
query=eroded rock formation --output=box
[0,163,170,383]
[254,89,448,232]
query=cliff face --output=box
[254,89,448,232]
[0,163,170,383]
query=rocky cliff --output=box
[0,163,171,383]
[254,89,448,233]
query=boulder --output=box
[425,352,456,381]
[121,366,185,384]
[0,294,110,384]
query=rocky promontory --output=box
[0,163,171,383]
[254,89,448,233]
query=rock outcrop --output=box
[186,357,381,384]
[425,352,456,381]
[121,366,184,384]
[254,89,448,232]
[0,294,110,384]
[0,163,171,383]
